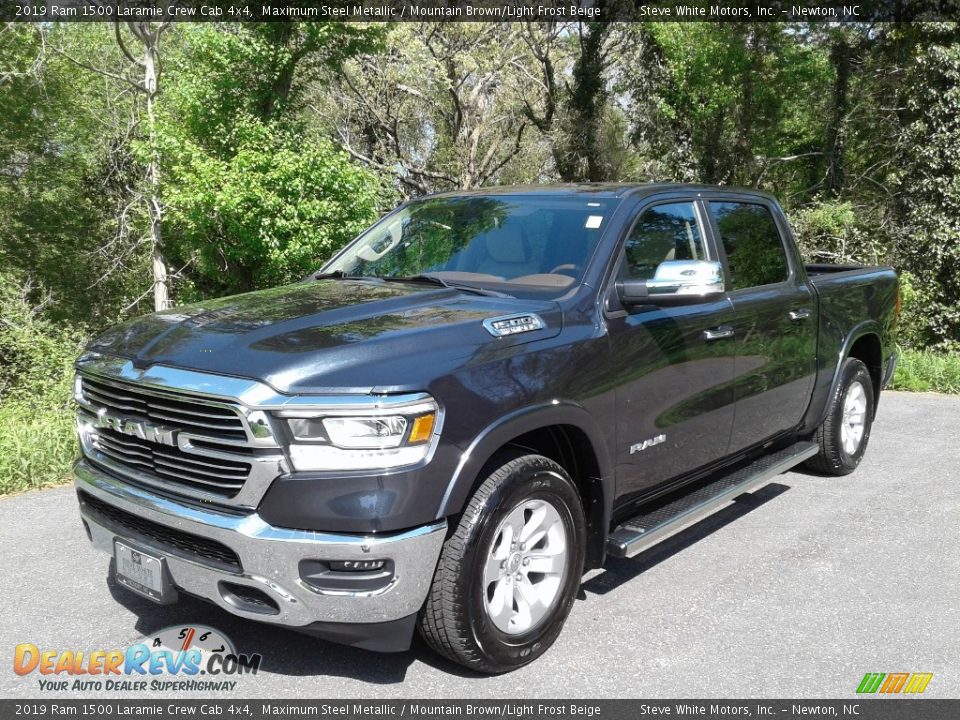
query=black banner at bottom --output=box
[0,700,957,720]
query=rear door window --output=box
[708,202,789,290]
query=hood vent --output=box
[483,313,546,338]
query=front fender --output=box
[436,401,614,539]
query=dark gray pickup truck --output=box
[73,184,898,673]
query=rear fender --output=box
[805,320,883,431]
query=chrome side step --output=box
[607,441,818,558]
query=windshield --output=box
[322,195,619,294]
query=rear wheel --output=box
[805,357,875,475]
[418,452,586,674]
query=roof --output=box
[426,182,778,201]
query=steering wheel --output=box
[548,263,580,277]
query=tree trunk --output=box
[563,22,609,182]
[735,27,761,185]
[825,33,851,197]
[133,22,169,311]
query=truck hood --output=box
[85,280,561,394]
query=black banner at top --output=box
[1,700,959,720]
[3,0,960,23]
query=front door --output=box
[607,199,738,503]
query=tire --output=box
[805,357,875,475]
[418,451,586,674]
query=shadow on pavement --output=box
[582,482,791,596]
[106,570,482,684]
[104,482,791,683]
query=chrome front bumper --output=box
[75,459,446,628]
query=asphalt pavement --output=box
[2,391,958,699]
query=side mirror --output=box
[617,260,726,307]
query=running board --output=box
[607,441,818,559]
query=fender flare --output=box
[812,319,883,429]
[435,400,615,530]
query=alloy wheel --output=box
[482,498,568,635]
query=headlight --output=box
[321,416,408,448]
[277,398,439,472]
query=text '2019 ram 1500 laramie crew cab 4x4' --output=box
[73,184,898,673]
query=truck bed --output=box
[806,263,897,296]
[805,263,889,278]
[802,261,898,431]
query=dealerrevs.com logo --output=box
[13,625,261,692]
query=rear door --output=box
[704,197,817,454]
[606,198,737,502]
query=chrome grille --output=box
[76,373,267,501]
[81,376,247,441]
[92,427,250,497]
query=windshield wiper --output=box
[311,271,513,298]
[310,270,371,281]
[382,274,513,298]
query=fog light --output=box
[299,558,395,593]
[329,559,386,572]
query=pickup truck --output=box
[73,184,899,673]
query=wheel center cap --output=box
[507,552,522,573]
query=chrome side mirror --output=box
[617,260,726,306]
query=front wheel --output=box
[418,452,586,674]
[805,357,875,475]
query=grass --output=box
[890,348,960,394]
[0,397,77,496]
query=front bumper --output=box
[75,459,446,648]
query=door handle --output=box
[703,326,735,342]
[789,308,812,321]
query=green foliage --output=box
[0,272,84,494]
[891,349,960,394]
[0,272,86,402]
[895,271,925,350]
[894,32,960,352]
[164,23,385,143]
[159,117,381,296]
[0,25,147,325]
[0,399,78,494]
[790,200,888,266]
[631,23,830,187]
[155,24,384,297]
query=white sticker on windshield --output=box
[585,215,604,229]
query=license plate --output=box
[114,541,167,602]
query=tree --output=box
[118,21,173,311]
[156,23,384,297]
[521,20,636,183]
[894,25,960,351]
[43,21,175,311]
[625,23,829,190]
[327,23,538,194]
[1,24,152,325]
